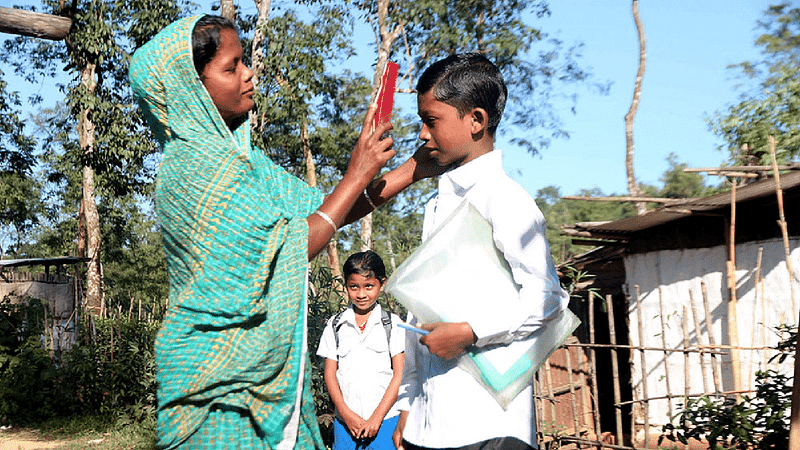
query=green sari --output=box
[129,15,325,449]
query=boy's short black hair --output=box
[416,53,507,136]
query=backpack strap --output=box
[332,311,345,359]
[380,308,392,346]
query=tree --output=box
[711,3,800,165]
[2,0,184,314]
[625,0,647,215]
[658,152,718,199]
[0,67,41,258]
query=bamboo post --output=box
[658,287,674,418]
[769,135,797,310]
[682,307,690,401]
[689,291,709,393]
[564,346,581,441]
[726,179,743,400]
[634,285,650,448]
[701,281,723,392]
[606,294,623,445]
[588,292,602,442]
[755,247,767,369]
[544,359,557,425]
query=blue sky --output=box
[1,1,776,199]
[500,1,774,197]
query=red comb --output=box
[374,61,398,130]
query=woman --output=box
[129,14,439,449]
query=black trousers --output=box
[402,437,535,450]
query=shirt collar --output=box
[440,149,503,195]
[344,303,383,325]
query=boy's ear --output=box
[470,108,489,134]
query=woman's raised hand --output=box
[346,104,395,183]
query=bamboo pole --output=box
[564,345,581,441]
[689,291,709,393]
[544,359,557,425]
[606,294,624,445]
[726,179,743,401]
[658,287,674,418]
[682,307,691,401]
[756,247,767,369]
[588,292,602,441]
[701,281,723,392]
[769,135,797,309]
[634,286,649,449]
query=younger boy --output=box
[392,53,570,450]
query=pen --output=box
[398,322,429,335]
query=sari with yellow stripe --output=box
[129,15,325,449]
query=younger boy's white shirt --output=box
[317,304,405,421]
[397,149,569,448]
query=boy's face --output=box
[417,91,483,167]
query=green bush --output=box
[660,325,795,449]
[0,296,62,422]
[0,293,161,426]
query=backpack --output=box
[332,308,393,361]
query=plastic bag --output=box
[386,200,580,409]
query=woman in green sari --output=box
[129,14,439,449]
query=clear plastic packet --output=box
[386,200,580,409]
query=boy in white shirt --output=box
[318,250,405,449]
[392,53,570,450]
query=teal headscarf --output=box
[129,15,325,449]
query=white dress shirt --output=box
[397,150,569,448]
[317,304,405,420]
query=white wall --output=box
[624,237,800,427]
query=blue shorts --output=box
[332,415,399,450]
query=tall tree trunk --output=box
[301,120,342,281]
[249,0,271,127]
[219,0,235,21]
[361,0,402,251]
[79,62,103,316]
[625,0,646,215]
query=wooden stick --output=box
[634,285,650,449]
[726,180,743,400]
[0,7,71,40]
[544,359,556,425]
[588,292,602,441]
[769,135,797,309]
[658,287,674,418]
[689,290,709,392]
[756,247,767,369]
[606,294,624,445]
[682,306,691,401]
[564,344,581,439]
[701,280,723,392]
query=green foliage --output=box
[661,325,795,449]
[0,296,60,423]
[659,152,719,199]
[536,185,635,264]
[660,370,791,450]
[0,289,162,426]
[382,0,608,155]
[710,3,800,165]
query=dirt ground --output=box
[0,427,76,450]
